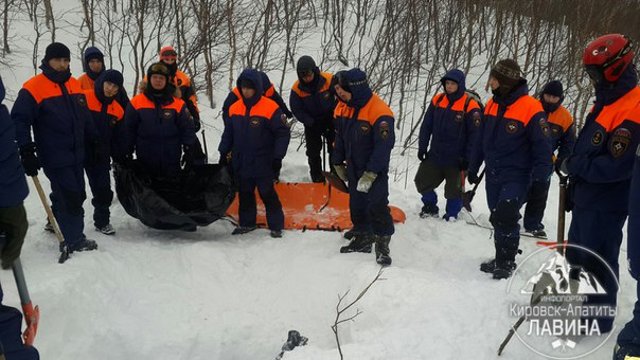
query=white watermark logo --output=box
[505,244,618,359]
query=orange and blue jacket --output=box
[79,72,130,110]
[222,71,291,124]
[218,69,290,178]
[469,81,552,184]
[144,69,198,121]
[290,71,336,127]
[543,102,575,164]
[122,92,196,176]
[12,64,98,169]
[83,76,125,165]
[566,67,640,212]
[419,71,482,168]
[332,72,394,177]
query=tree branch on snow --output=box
[331,267,386,360]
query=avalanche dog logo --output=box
[505,244,618,359]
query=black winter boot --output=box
[374,235,392,266]
[343,229,363,240]
[493,260,517,280]
[340,234,373,253]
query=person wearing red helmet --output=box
[154,46,201,130]
[560,34,640,335]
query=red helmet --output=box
[583,34,634,83]
[159,45,177,61]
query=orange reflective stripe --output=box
[174,71,191,87]
[291,72,333,97]
[547,105,573,132]
[228,97,279,120]
[77,74,94,91]
[335,94,393,125]
[109,100,125,121]
[264,84,275,98]
[84,90,103,112]
[232,87,241,99]
[84,90,125,120]
[431,93,472,112]
[130,94,156,110]
[466,98,481,112]
[22,74,83,104]
[130,94,185,113]
[595,87,640,130]
[484,95,542,126]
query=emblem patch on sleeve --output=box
[539,118,551,137]
[591,130,604,146]
[609,127,631,158]
[379,121,390,140]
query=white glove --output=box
[356,171,378,193]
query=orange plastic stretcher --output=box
[225,182,406,231]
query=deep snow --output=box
[0,2,635,359]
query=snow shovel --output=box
[497,171,569,356]
[12,258,39,346]
[31,176,70,263]
[323,171,348,193]
[462,169,485,212]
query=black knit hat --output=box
[297,56,317,75]
[490,59,522,88]
[44,42,71,62]
[541,80,564,98]
[101,69,124,88]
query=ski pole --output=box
[200,127,209,162]
[31,176,70,263]
[12,258,39,346]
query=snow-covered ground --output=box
[0,2,635,359]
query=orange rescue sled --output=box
[226,182,406,231]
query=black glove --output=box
[467,172,480,185]
[418,151,427,162]
[272,158,282,174]
[194,119,201,132]
[183,144,205,168]
[459,158,469,171]
[19,143,40,176]
[0,205,27,269]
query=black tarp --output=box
[114,161,235,231]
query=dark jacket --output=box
[0,77,28,208]
[469,80,552,184]
[84,74,125,166]
[218,69,291,178]
[290,70,336,127]
[543,102,575,164]
[566,67,640,212]
[222,71,292,124]
[122,91,197,176]
[332,69,395,178]
[419,69,482,167]
[12,61,98,170]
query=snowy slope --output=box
[0,2,635,359]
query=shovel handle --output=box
[12,259,39,346]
